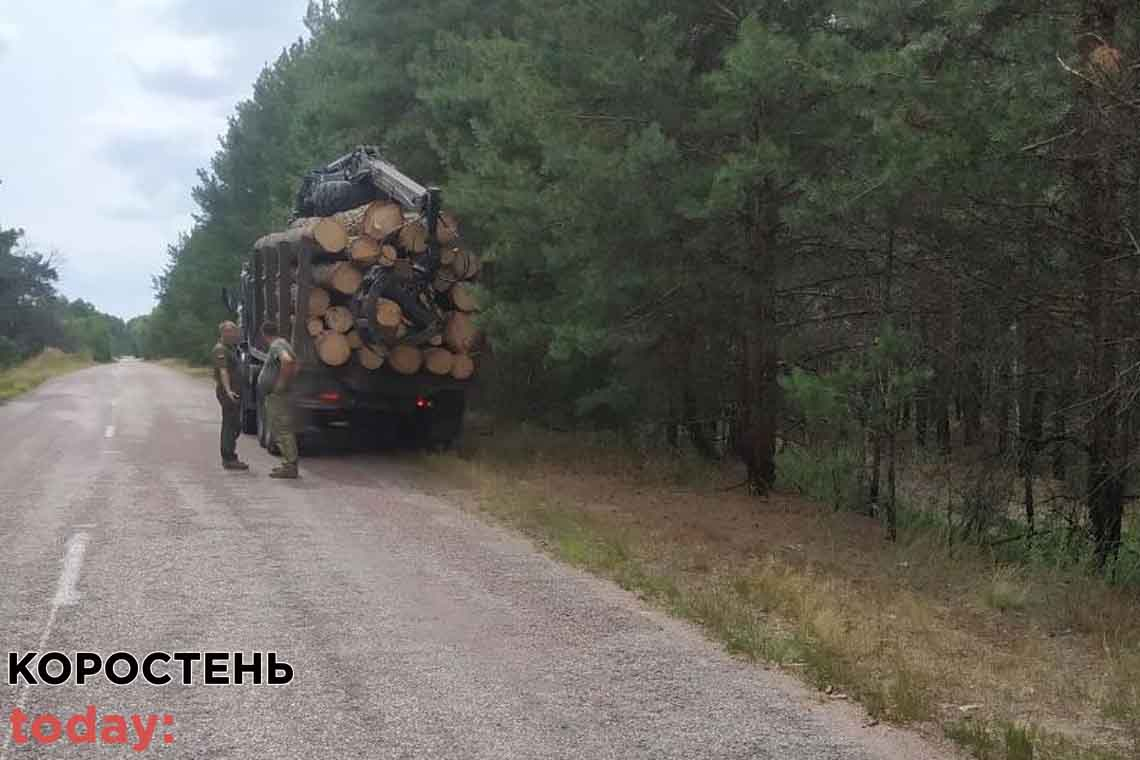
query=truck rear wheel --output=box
[242,406,258,435]
[241,363,259,434]
[420,390,466,451]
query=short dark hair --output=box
[261,321,279,338]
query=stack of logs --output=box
[254,200,481,379]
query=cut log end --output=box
[379,245,399,268]
[357,347,385,371]
[314,262,364,296]
[307,287,331,318]
[291,217,349,254]
[325,306,354,334]
[316,332,352,367]
[365,202,405,241]
[424,348,455,377]
[398,220,428,254]
[450,282,479,313]
[451,354,476,381]
[448,249,481,281]
[376,299,403,327]
[444,312,478,354]
[388,345,423,376]
[349,236,382,264]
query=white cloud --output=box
[0,23,17,59]
[0,0,310,319]
[118,31,230,81]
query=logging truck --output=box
[223,149,479,451]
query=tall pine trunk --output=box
[737,179,783,496]
[1075,0,1126,571]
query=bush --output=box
[0,336,20,369]
[777,444,863,512]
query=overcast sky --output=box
[0,0,311,320]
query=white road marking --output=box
[1,531,92,759]
[53,532,90,607]
[104,425,116,439]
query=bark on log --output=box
[450,283,479,313]
[357,346,385,371]
[388,345,423,376]
[287,217,349,254]
[364,202,405,241]
[424,348,455,377]
[393,260,414,281]
[450,354,476,381]
[433,270,457,293]
[313,262,364,295]
[333,205,370,237]
[444,312,478,354]
[437,212,460,246]
[325,306,355,334]
[349,236,382,265]
[315,332,352,367]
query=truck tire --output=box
[242,406,258,435]
[426,390,466,450]
[242,363,259,434]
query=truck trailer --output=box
[223,149,472,452]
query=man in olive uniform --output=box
[258,321,300,479]
[213,321,249,471]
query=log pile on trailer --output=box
[251,147,483,381]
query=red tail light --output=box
[416,397,432,409]
[317,392,341,403]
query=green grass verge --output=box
[0,349,95,402]
[421,447,1135,760]
[429,458,939,724]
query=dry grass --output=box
[420,421,1140,760]
[0,349,94,402]
[982,566,1031,612]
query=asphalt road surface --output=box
[0,361,957,759]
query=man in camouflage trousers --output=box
[213,321,249,471]
[257,320,301,479]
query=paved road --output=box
[0,361,954,759]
